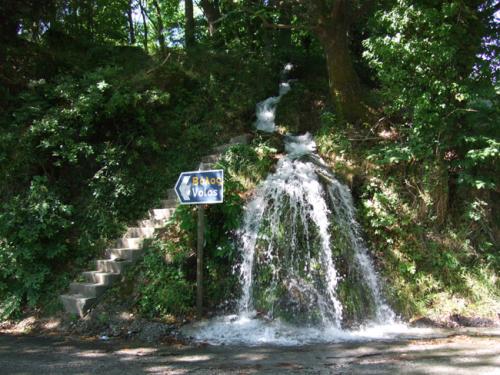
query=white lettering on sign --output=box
[192,188,219,197]
[174,169,224,205]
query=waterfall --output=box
[183,65,405,345]
[254,63,293,132]
[324,173,396,324]
[235,132,395,327]
[236,151,344,327]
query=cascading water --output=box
[183,65,418,345]
[254,63,293,132]
[237,142,344,328]
[321,165,396,324]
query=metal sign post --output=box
[174,169,223,317]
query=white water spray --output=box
[255,64,293,132]
[237,150,344,327]
[184,65,408,345]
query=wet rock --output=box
[410,315,499,328]
[136,321,173,343]
[410,317,443,328]
[449,314,499,327]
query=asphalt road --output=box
[0,331,499,374]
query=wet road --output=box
[0,330,499,374]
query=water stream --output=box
[183,65,425,345]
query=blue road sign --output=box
[174,169,224,205]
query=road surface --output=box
[0,330,499,374]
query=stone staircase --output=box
[60,134,251,317]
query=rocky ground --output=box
[0,307,498,346]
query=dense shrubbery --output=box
[0,59,175,318]
[133,140,277,318]
[300,1,500,319]
[316,112,499,320]
[2,0,497,324]
[360,177,499,319]
[0,35,277,319]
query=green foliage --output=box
[133,139,277,318]
[0,65,171,317]
[363,0,499,190]
[317,109,499,320]
[359,177,499,318]
[0,177,73,318]
[2,0,498,325]
[0,13,283,318]
[218,140,276,190]
[0,47,207,318]
[136,240,194,317]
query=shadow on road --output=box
[0,332,499,374]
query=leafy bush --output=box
[0,31,281,319]
[133,139,278,318]
[0,176,73,317]
[136,240,195,318]
[360,177,499,319]
[363,0,499,191]
[317,116,500,320]
[0,62,176,319]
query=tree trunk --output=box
[85,0,94,40]
[152,0,166,54]
[432,159,449,227]
[138,0,148,53]
[185,0,195,48]
[305,0,367,123]
[278,3,292,53]
[127,0,136,44]
[199,0,221,36]
[320,26,365,123]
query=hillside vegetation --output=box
[1,0,498,322]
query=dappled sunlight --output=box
[76,350,109,358]
[169,354,212,362]
[145,367,190,374]
[0,333,498,373]
[115,347,158,357]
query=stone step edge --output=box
[61,135,251,317]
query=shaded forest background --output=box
[0,0,499,321]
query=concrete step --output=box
[137,218,166,228]
[159,198,178,209]
[61,185,187,318]
[150,208,175,221]
[82,271,121,285]
[69,282,108,298]
[60,294,96,318]
[105,247,144,261]
[113,237,142,249]
[198,162,215,171]
[201,154,221,163]
[230,134,251,145]
[167,188,177,200]
[123,227,155,239]
[95,259,132,273]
